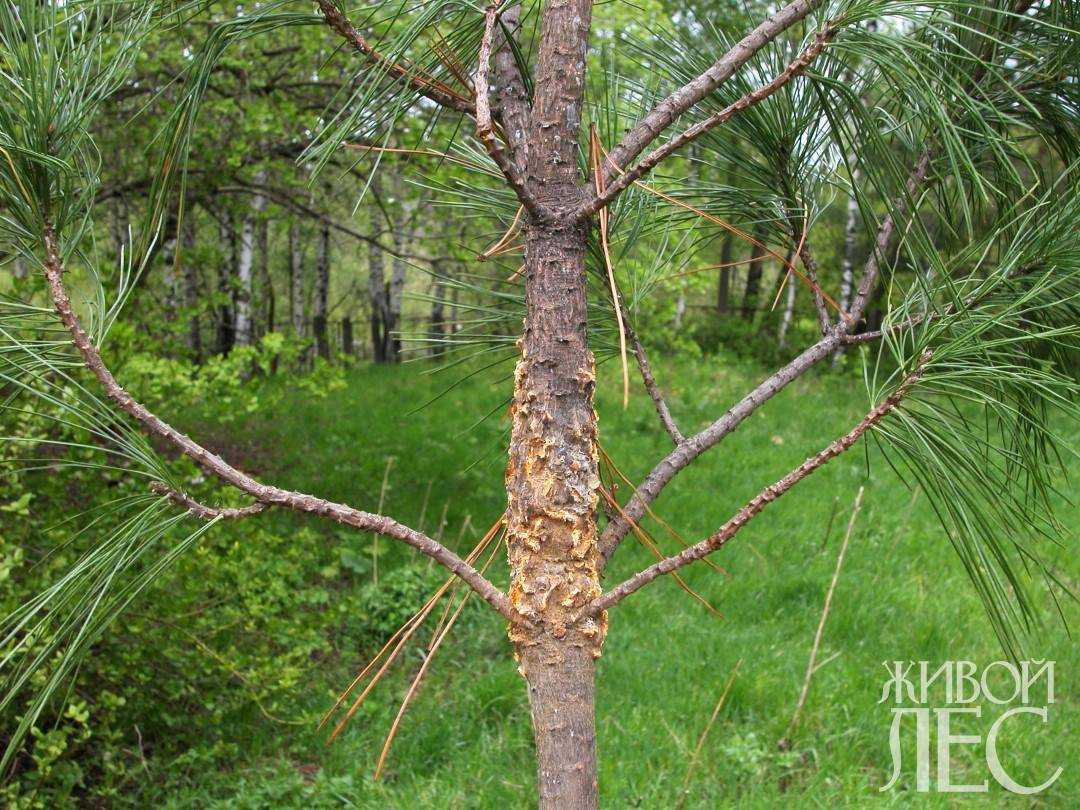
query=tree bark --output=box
[520,641,598,809]
[508,222,603,810]
[506,0,603,807]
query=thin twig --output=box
[779,486,863,749]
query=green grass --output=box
[137,352,1076,808]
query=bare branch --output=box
[41,226,515,622]
[579,24,835,220]
[589,353,928,613]
[601,0,824,186]
[598,331,842,562]
[149,482,266,520]
[848,149,932,325]
[315,0,474,114]
[791,233,832,334]
[475,5,552,221]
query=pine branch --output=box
[40,226,515,622]
[601,0,824,186]
[579,23,836,219]
[589,353,929,613]
[598,331,842,562]
[492,2,530,179]
[315,0,474,114]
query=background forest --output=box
[1,0,1076,807]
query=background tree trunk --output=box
[215,213,237,356]
[160,216,179,323]
[428,268,447,360]
[778,264,797,348]
[313,224,331,360]
[741,225,768,320]
[235,174,267,347]
[289,221,305,341]
[258,218,274,338]
[182,214,202,361]
[341,317,353,356]
[368,195,389,363]
[717,231,733,314]
[838,167,861,314]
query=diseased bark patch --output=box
[506,342,606,665]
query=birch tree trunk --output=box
[838,167,861,314]
[506,1,603,807]
[235,174,267,347]
[778,264,797,348]
[160,218,179,322]
[387,192,414,363]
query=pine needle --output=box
[590,125,630,409]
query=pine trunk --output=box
[507,221,603,810]
[506,0,602,807]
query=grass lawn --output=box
[138,351,1076,808]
